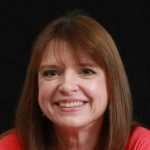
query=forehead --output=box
[40,40,97,66]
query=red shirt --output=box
[0,126,150,150]
[126,126,150,150]
[0,130,22,150]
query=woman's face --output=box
[38,41,108,129]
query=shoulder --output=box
[126,126,150,150]
[0,129,22,150]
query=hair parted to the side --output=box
[15,9,133,150]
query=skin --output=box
[38,41,108,150]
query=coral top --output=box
[0,130,22,150]
[0,126,150,150]
[126,126,150,150]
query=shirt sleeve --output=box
[0,132,22,150]
[126,126,150,150]
[135,135,150,150]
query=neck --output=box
[55,122,102,150]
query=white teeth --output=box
[59,101,84,108]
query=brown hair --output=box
[15,10,133,150]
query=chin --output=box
[54,118,88,129]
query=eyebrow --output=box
[77,62,98,67]
[38,65,62,72]
[39,62,98,71]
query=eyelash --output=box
[43,70,61,77]
[42,68,95,78]
[79,68,95,75]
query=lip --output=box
[53,99,88,103]
[53,99,88,112]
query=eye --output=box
[79,68,95,76]
[43,70,61,78]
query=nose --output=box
[58,71,79,95]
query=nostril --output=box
[58,83,78,94]
[59,86,77,94]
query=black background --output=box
[0,1,150,133]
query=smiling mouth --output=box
[54,101,88,108]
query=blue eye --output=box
[80,68,95,76]
[43,70,60,77]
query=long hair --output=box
[15,10,133,150]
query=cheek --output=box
[89,78,108,117]
[38,81,56,104]
[85,78,108,101]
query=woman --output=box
[0,10,150,150]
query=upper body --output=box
[0,126,150,150]
[2,10,148,150]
